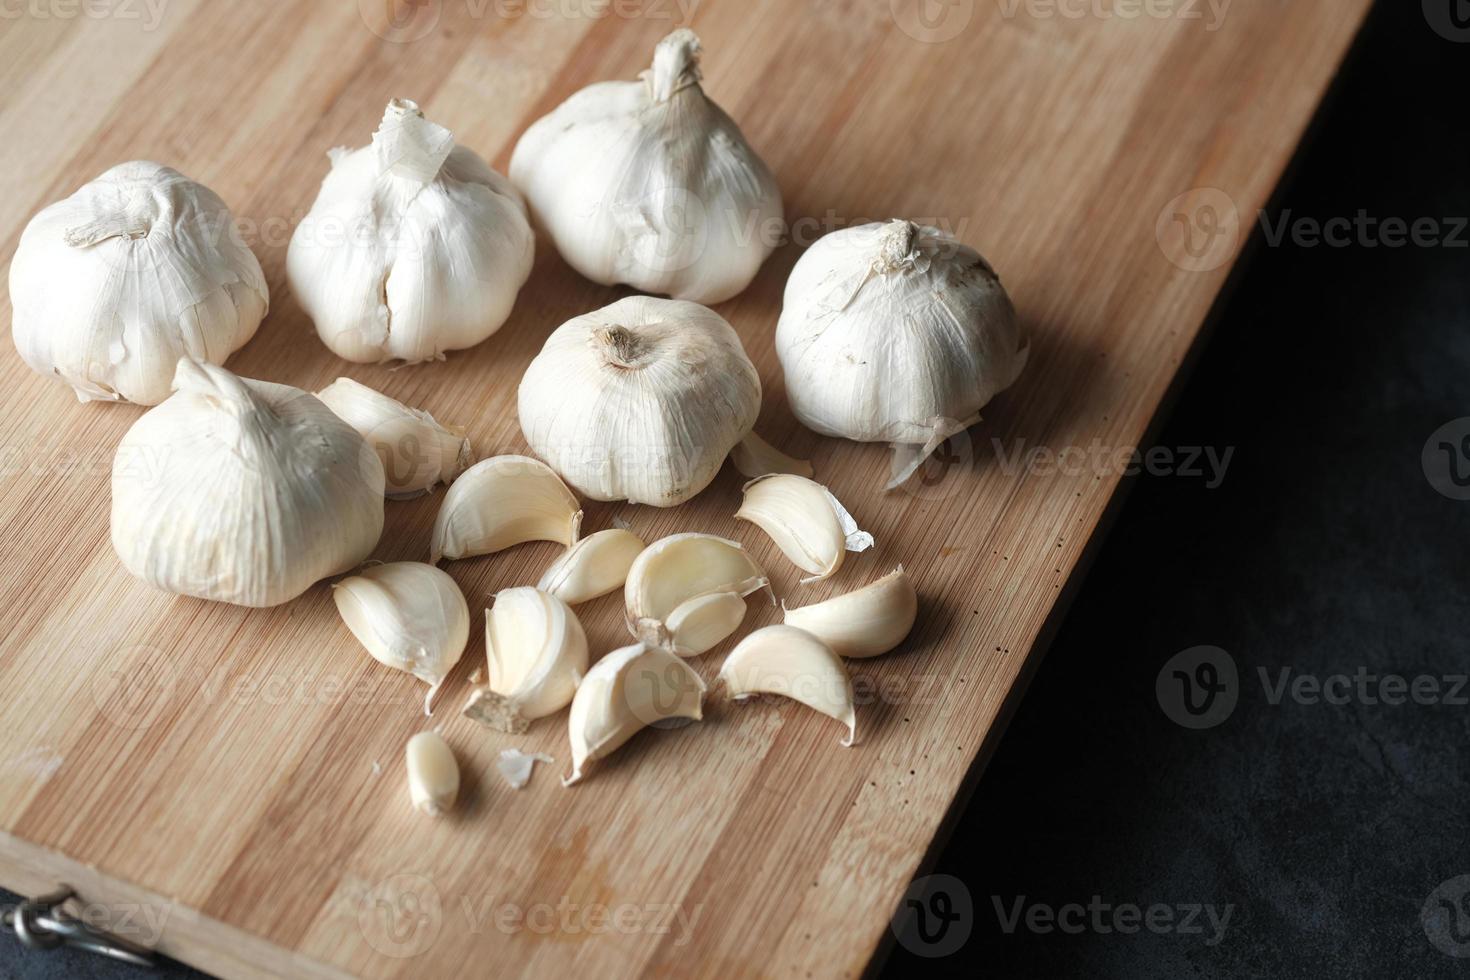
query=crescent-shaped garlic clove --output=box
[406,731,460,816]
[735,475,874,584]
[430,455,582,563]
[462,587,589,733]
[536,528,647,605]
[729,431,814,480]
[564,642,705,786]
[660,591,749,657]
[623,533,771,640]
[782,566,917,658]
[316,378,471,498]
[332,562,470,715]
[718,625,856,746]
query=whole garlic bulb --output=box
[287,99,534,363]
[112,359,385,607]
[518,296,760,506]
[775,220,1029,487]
[10,161,268,405]
[509,29,783,304]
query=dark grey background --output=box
[4,1,1465,977]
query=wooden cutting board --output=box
[0,2,1369,976]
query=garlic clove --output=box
[564,642,705,786]
[718,625,857,746]
[624,532,771,644]
[729,431,814,480]
[430,455,582,563]
[316,378,471,498]
[406,731,460,816]
[462,587,589,733]
[663,591,749,657]
[782,566,917,658]
[735,475,874,584]
[332,562,470,714]
[536,528,647,605]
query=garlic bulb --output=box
[430,455,582,563]
[112,359,385,607]
[333,562,470,713]
[316,378,470,498]
[10,161,268,405]
[537,528,647,605]
[783,566,917,658]
[775,220,1028,488]
[735,474,874,584]
[623,532,770,656]
[519,296,761,506]
[509,29,783,304]
[462,587,589,733]
[719,625,856,746]
[406,731,459,816]
[288,99,534,363]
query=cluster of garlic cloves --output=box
[316,378,471,498]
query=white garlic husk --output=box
[519,296,761,506]
[111,359,385,606]
[288,99,534,363]
[333,562,470,713]
[316,378,470,498]
[776,220,1029,488]
[462,587,589,734]
[510,29,783,304]
[10,161,268,405]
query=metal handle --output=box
[3,885,156,967]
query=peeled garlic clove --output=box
[537,528,647,605]
[10,162,268,405]
[735,474,874,584]
[288,99,534,364]
[774,220,1027,488]
[729,431,814,480]
[430,455,582,563]
[510,30,783,304]
[564,642,705,786]
[783,566,917,659]
[333,562,470,714]
[518,297,761,506]
[316,378,471,498]
[462,587,589,733]
[719,625,856,746]
[624,532,770,643]
[406,731,459,816]
[112,359,385,607]
[663,592,748,657]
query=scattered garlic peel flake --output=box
[497,749,555,789]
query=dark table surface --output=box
[4,2,1465,977]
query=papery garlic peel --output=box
[537,528,647,605]
[406,731,460,816]
[430,455,582,563]
[316,378,471,498]
[729,431,814,480]
[719,625,856,746]
[623,533,770,654]
[735,474,874,584]
[462,587,589,733]
[783,566,917,658]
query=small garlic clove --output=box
[430,455,582,563]
[564,642,705,786]
[406,731,460,816]
[735,475,874,584]
[462,587,589,733]
[623,533,771,642]
[782,566,918,658]
[729,431,814,480]
[536,528,647,605]
[316,378,471,498]
[332,562,470,715]
[662,591,748,657]
[718,625,857,746]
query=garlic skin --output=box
[406,731,459,816]
[735,474,874,584]
[333,562,469,713]
[430,455,582,563]
[112,359,385,607]
[519,296,761,506]
[719,625,856,746]
[316,378,471,498]
[462,587,589,733]
[510,29,783,304]
[537,528,647,605]
[11,161,268,405]
[783,566,917,658]
[776,220,1028,488]
[623,533,770,654]
[564,642,705,786]
[288,99,534,364]
[729,431,813,480]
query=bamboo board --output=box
[0,1,1369,977]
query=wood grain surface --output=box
[0,1,1369,977]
